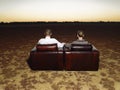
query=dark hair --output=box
[44,29,52,36]
[77,30,84,37]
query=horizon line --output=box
[1,21,120,23]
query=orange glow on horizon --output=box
[0,0,120,22]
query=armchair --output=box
[28,44,64,70]
[64,44,100,71]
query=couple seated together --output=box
[32,29,91,51]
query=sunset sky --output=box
[0,0,120,22]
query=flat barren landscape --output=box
[0,22,120,90]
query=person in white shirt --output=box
[37,29,65,48]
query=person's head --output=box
[44,29,52,37]
[77,30,84,40]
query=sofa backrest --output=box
[36,44,58,51]
[71,43,92,51]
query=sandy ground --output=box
[0,22,120,90]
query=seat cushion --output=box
[71,43,92,51]
[36,44,58,51]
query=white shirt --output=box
[38,36,64,48]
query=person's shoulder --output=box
[39,38,45,40]
[72,39,89,44]
[38,38,45,42]
[51,38,58,41]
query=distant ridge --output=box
[0,21,120,25]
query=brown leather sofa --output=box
[28,44,64,70]
[64,44,99,71]
[28,43,99,71]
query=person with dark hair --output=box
[64,30,89,50]
[38,29,65,48]
[72,30,88,44]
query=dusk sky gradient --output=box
[0,0,120,22]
